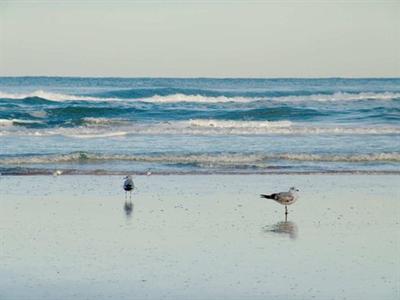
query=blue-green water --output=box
[0,77,399,174]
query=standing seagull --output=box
[123,175,135,199]
[260,187,299,215]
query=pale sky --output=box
[0,0,399,77]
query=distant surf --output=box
[1,90,399,103]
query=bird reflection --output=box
[263,218,298,240]
[123,200,134,218]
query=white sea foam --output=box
[0,152,263,165]
[22,127,129,138]
[276,153,400,162]
[142,93,252,103]
[140,92,400,103]
[278,92,400,102]
[0,119,43,126]
[0,119,14,126]
[0,90,116,102]
[1,119,399,136]
[0,90,254,103]
[188,119,292,128]
[63,131,129,138]
[1,90,399,103]
[1,151,399,165]
[81,117,129,126]
[28,111,48,118]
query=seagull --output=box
[260,187,299,215]
[123,175,135,199]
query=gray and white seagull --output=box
[123,175,135,199]
[260,187,299,215]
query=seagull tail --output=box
[260,194,274,199]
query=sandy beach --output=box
[0,174,398,300]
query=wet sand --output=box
[0,175,399,300]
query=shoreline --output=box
[2,170,400,176]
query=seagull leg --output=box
[285,205,288,216]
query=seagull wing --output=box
[276,192,294,202]
[124,179,134,190]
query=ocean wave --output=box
[276,153,400,162]
[0,90,116,102]
[91,87,400,102]
[94,87,258,99]
[1,90,399,103]
[1,119,399,136]
[1,151,399,165]
[0,152,263,165]
[279,92,400,102]
[140,92,400,103]
[142,93,252,103]
[28,111,48,118]
[81,117,130,126]
[188,119,293,128]
[0,90,252,103]
[0,118,43,126]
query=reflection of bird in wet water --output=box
[263,220,298,239]
[261,187,299,215]
[123,175,134,199]
[124,201,134,217]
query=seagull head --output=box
[289,187,299,193]
[124,175,133,180]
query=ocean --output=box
[0,77,399,175]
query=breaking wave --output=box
[0,118,43,126]
[278,92,400,102]
[1,90,399,103]
[141,92,400,103]
[0,90,117,102]
[80,117,130,126]
[1,119,399,136]
[188,119,293,128]
[1,151,399,165]
[142,93,252,103]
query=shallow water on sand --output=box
[0,175,399,300]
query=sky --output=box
[0,0,399,77]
